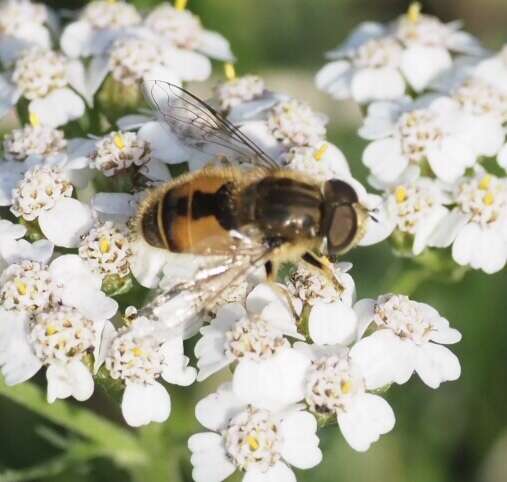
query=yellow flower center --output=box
[394,185,408,203]
[407,2,422,23]
[483,191,495,206]
[246,434,259,451]
[132,347,144,357]
[46,325,58,336]
[29,112,40,127]
[479,175,492,190]
[113,133,125,150]
[15,279,28,295]
[224,62,236,80]
[340,379,352,394]
[175,0,188,11]
[99,237,111,253]
[313,143,329,161]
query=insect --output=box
[137,81,370,329]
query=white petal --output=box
[244,463,296,482]
[456,115,504,158]
[198,30,235,61]
[138,121,190,164]
[60,21,95,58]
[349,330,415,389]
[129,238,174,288]
[1,238,54,264]
[337,393,395,452]
[413,205,449,255]
[49,254,101,289]
[426,137,475,183]
[46,360,94,403]
[362,138,408,183]
[29,88,85,128]
[358,198,396,246]
[160,337,196,386]
[232,349,310,411]
[139,158,170,181]
[0,161,25,205]
[315,61,352,99]
[498,143,507,170]
[428,209,469,248]
[401,46,452,92]
[91,192,136,220]
[279,411,322,469]
[351,67,405,104]
[0,75,20,118]
[195,383,243,431]
[121,382,171,427]
[61,280,118,321]
[39,198,93,248]
[358,101,399,140]
[188,433,236,482]
[308,301,357,345]
[414,343,461,388]
[353,298,376,340]
[162,48,211,82]
[0,309,41,385]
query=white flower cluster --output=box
[0,2,485,482]
[318,3,507,274]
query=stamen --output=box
[132,347,144,357]
[313,143,329,161]
[246,434,259,450]
[29,112,40,127]
[395,185,408,203]
[407,2,422,22]
[479,175,492,190]
[46,325,58,336]
[175,0,188,11]
[113,133,125,150]
[224,62,236,80]
[483,192,494,206]
[15,279,27,295]
[99,237,111,253]
[340,379,352,394]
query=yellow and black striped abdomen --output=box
[138,169,241,255]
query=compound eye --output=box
[323,179,358,205]
[326,204,357,254]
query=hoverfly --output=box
[137,81,370,329]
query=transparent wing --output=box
[138,246,272,337]
[144,80,279,170]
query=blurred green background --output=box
[2,1,507,482]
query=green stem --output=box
[0,378,147,468]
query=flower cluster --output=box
[317,3,507,274]
[0,2,482,482]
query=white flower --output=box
[215,75,266,111]
[429,173,507,274]
[285,262,357,345]
[144,3,234,62]
[317,8,481,103]
[189,383,322,482]
[0,255,117,401]
[316,28,407,104]
[0,0,52,66]
[195,284,309,410]
[0,219,53,271]
[10,165,93,247]
[350,294,461,389]
[79,221,131,279]
[279,142,351,181]
[60,0,142,59]
[101,314,196,427]
[295,344,395,451]
[361,96,500,184]
[267,99,327,148]
[0,47,86,126]
[380,178,451,255]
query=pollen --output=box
[46,325,58,336]
[479,175,492,190]
[29,112,40,127]
[113,133,125,150]
[340,379,352,394]
[174,0,188,11]
[313,143,329,161]
[483,191,495,206]
[99,237,111,253]
[246,434,259,451]
[132,347,144,357]
[407,2,422,23]
[394,185,408,203]
[15,279,28,295]
[224,62,236,80]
